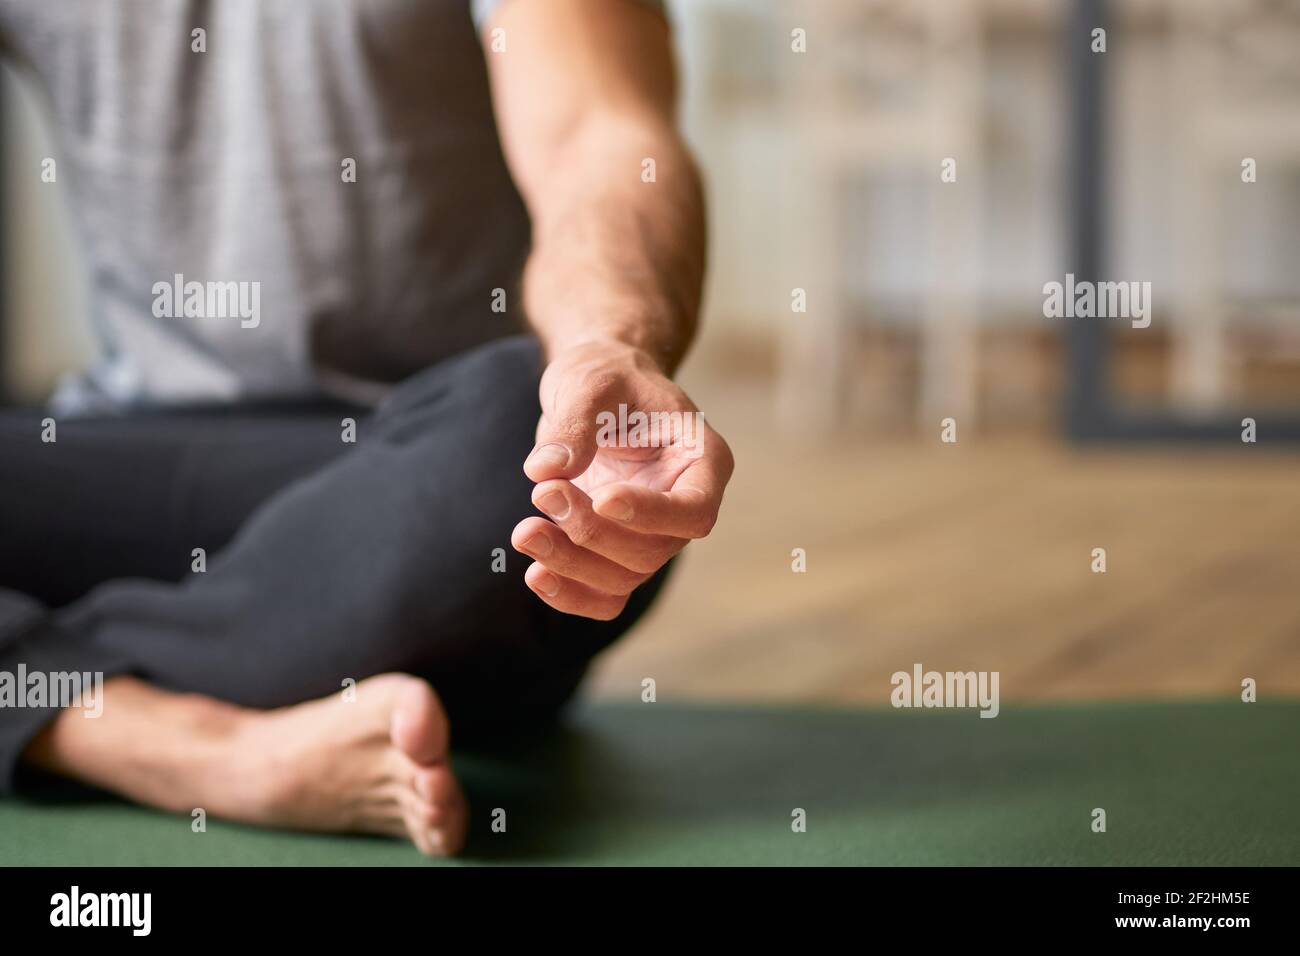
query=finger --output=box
[523,372,620,483]
[531,479,687,574]
[524,562,630,621]
[511,517,650,596]
[590,432,734,539]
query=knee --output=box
[369,337,544,582]
[328,340,548,674]
[374,335,543,450]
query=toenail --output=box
[537,491,569,520]
[522,533,553,557]
[533,570,560,596]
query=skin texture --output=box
[21,0,728,855]
[486,0,734,621]
[25,674,468,856]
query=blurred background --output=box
[3,0,1299,706]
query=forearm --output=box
[521,113,706,376]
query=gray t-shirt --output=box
[0,0,608,413]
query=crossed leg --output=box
[0,337,667,855]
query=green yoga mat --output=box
[2,700,1296,866]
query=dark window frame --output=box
[1065,0,1300,443]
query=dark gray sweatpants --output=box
[0,336,666,793]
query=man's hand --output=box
[482,0,719,617]
[511,339,733,620]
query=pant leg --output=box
[0,335,667,792]
[0,403,357,607]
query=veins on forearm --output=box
[521,127,706,375]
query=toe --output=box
[403,766,468,857]
[408,821,441,857]
[411,764,460,806]
[411,799,443,829]
[386,677,450,765]
[400,791,462,857]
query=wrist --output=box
[544,333,666,376]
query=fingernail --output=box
[533,570,560,596]
[522,533,553,557]
[537,490,570,520]
[415,776,432,801]
[601,497,634,521]
[428,829,445,852]
[527,443,570,472]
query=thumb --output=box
[524,396,603,483]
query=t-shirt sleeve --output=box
[471,0,667,31]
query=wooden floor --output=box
[587,380,1300,705]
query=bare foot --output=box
[24,673,468,856]
[236,674,468,855]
